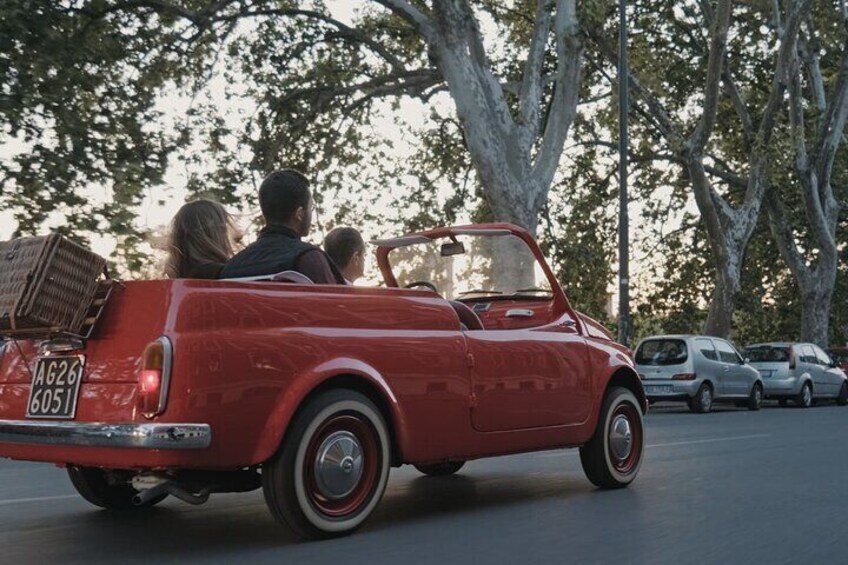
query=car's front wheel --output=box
[747,383,763,411]
[262,389,391,540]
[579,387,644,489]
[67,466,166,510]
[689,383,713,413]
[836,382,848,406]
[414,461,465,476]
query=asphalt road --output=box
[1,403,846,565]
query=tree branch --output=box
[765,189,811,287]
[372,0,436,42]
[812,33,848,203]
[532,0,583,202]
[722,66,754,146]
[687,0,732,156]
[518,0,553,150]
[207,8,410,74]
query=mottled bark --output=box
[382,0,582,285]
[608,0,812,338]
[764,11,848,348]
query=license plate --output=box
[26,355,85,419]
[645,385,673,394]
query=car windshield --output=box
[635,339,688,366]
[387,233,552,301]
[744,346,789,363]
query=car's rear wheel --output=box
[579,387,644,489]
[414,461,465,477]
[67,466,166,510]
[795,382,813,408]
[262,389,390,540]
[688,383,713,413]
[747,383,763,411]
[836,382,848,406]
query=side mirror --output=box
[741,357,749,365]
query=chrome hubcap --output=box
[702,388,712,408]
[803,386,811,405]
[313,430,364,500]
[609,414,633,461]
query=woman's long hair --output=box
[164,199,235,278]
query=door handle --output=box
[505,309,534,318]
[723,366,730,372]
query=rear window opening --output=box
[635,339,688,366]
[744,346,790,363]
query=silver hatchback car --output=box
[635,335,763,413]
[743,342,848,408]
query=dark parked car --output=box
[826,347,848,376]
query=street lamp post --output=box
[617,0,630,346]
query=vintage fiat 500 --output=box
[0,223,646,539]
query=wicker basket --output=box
[0,234,107,338]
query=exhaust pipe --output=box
[132,483,169,506]
[131,479,210,506]
[163,483,210,505]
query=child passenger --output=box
[324,227,366,284]
[164,199,238,279]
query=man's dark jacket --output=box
[218,225,344,283]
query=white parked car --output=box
[743,342,848,407]
[635,335,763,413]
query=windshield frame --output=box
[374,223,571,315]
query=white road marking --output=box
[646,433,771,449]
[537,433,771,457]
[0,494,78,506]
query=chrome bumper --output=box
[0,420,211,450]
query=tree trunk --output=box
[799,264,837,347]
[486,185,540,292]
[703,258,742,338]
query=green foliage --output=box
[0,0,845,348]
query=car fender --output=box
[798,373,814,393]
[249,357,410,465]
[597,348,647,412]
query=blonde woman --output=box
[164,199,237,279]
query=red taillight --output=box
[139,370,161,394]
[672,373,697,380]
[137,337,171,418]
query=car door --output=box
[713,339,747,396]
[466,320,591,432]
[800,344,825,394]
[813,346,839,396]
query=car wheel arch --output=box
[295,374,404,466]
[604,368,648,414]
[252,361,408,466]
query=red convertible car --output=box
[0,224,646,539]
